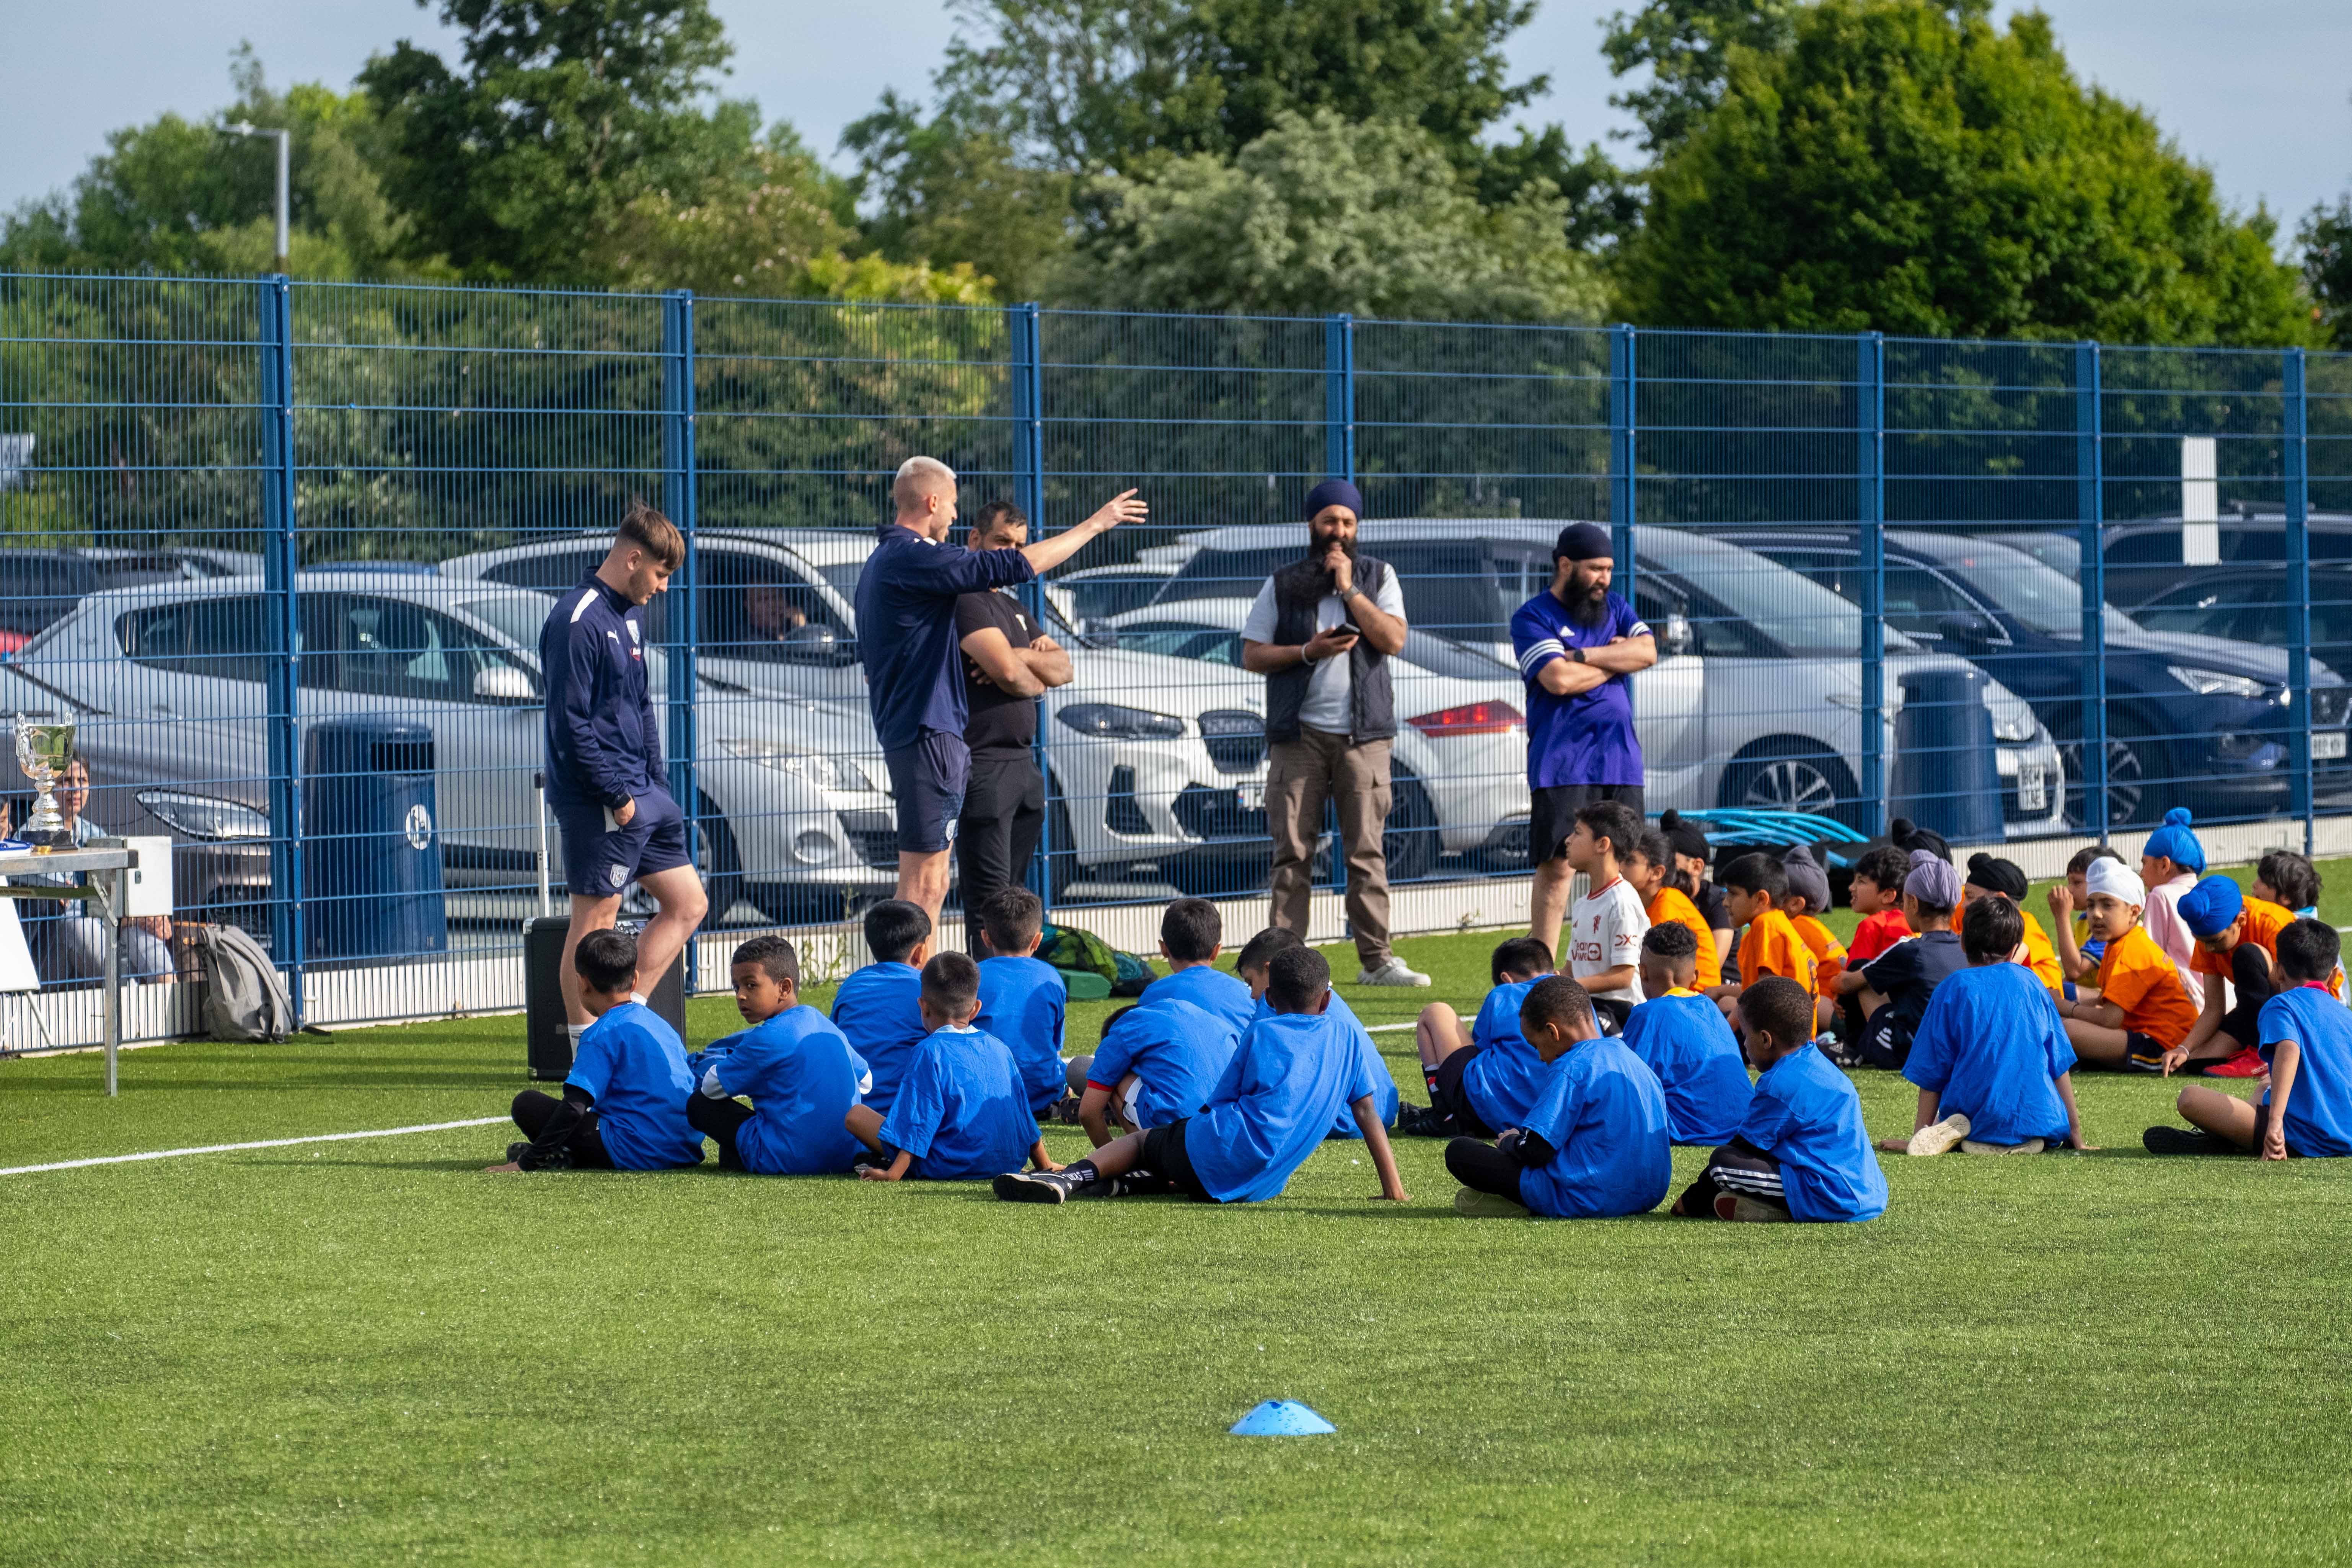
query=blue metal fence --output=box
[0,268,2347,1044]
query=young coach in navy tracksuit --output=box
[854,456,1144,926]
[540,501,708,1036]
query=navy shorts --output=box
[883,732,970,854]
[556,786,689,900]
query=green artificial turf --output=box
[6,905,2352,1564]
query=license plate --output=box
[2016,765,2047,814]
[1237,779,1266,812]
[2318,730,2348,761]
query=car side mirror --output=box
[1936,611,1994,649]
[473,664,536,703]
[781,623,844,664]
[1660,613,1693,658]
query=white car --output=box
[440,531,1303,895]
[1100,599,1533,869]
[15,573,898,926]
[1148,521,2069,836]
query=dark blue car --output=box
[1713,528,2350,828]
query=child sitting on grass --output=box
[831,900,932,1117]
[1628,827,1721,989]
[1887,894,2087,1157]
[2047,843,2126,993]
[1779,844,1847,1035]
[2140,808,2209,1003]
[1959,854,2064,996]
[494,928,701,1173]
[1398,935,1557,1139]
[2163,875,2288,1079]
[1447,976,1671,1220]
[1065,998,1235,1146]
[846,952,1056,1183]
[687,936,870,1175]
[993,947,1408,1206]
[2054,858,2197,1072]
[1659,809,1735,964]
[1237,927,1398,1139]
[2254,849,2322,920]
[1671,977,1887,1224]
[1705,852,1817,1025]
[1845,845,1914,967]
[1620,922,1753,1146]
[1564,801,1651,1030]
[1141,897,1257,1034]
[2146,919,2352,1159]
[972,887,1069,1118]
[1837,851,1964,1070]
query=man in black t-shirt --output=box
[954,500,1074,947]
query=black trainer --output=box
[993,1170,1077,1203]
[506,1141,531,1165]
[1393,1102,1456,1138]
[2143,1125,2228,1156]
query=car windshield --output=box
[1901,534,2143,639]
[453,591,556,650]
[1634,529,1891,658]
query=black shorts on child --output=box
[1141,1118,1217,1203]
[1427,1047,1501,1139]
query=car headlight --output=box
[717,739,874,792]
[1982,685,2038,743]
[137,789,269,841]
[2168,665,2269,701]
[1056,703,1188,741]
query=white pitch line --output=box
[0,1117,508,1178]
[1364,1023,1415,1033]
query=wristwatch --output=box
[1570,645,1588,664]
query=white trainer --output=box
[1356,958,1431,988]
[1961,1137,2045,1156]
[1906,1112,1972,1157]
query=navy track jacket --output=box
[541,574,664,811]
[855,525,1036,752]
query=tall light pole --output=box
[224,122,290,274]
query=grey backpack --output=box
[192,923,294,1042]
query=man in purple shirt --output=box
[855,456,1143,925]
[1511,522,1657,963]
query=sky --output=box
[2,0,2347,234]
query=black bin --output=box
[1890,668,2004,845]
[302,719,448,961]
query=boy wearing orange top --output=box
[1629,828,1721,990]
[1778,845,1847,1034]
[1961,854,2064,996]
[2166,875,2289,1079]
[2056,857,2198,1072]
[1705,853,1817,1034]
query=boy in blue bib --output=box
[1620,922,1752,1146]
[494,927,701,1172]
[1138,896,1257,1035]
[1891,894,2085,1157]
[1068,998,1239,1145]
[972,887,1069,1117]
[1397,935,1557,1139]
[687,935,871,1175]
[1235,926,1399,1138]
[2148,919,2352,1159]
[830,900,934,1118]
[847,951,1057,1182]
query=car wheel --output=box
[2053,718,2155,829]
[1718,738,1864,827]
[621,793,742,924]
[1382,769,1439,883]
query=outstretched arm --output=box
[1020,490,1146,576]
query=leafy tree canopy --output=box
[1601,0,1796,155]
[1617,0,2315,345]
[2301,194,2352,349]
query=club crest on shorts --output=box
[609,863,629,889]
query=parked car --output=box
[0,546,261,652]
[1712,528,2351,826]
[1149,520,2067,835]
[1100,600,1532,869]
[1971,511,2352,611]
[12,573,899,929]
[440,531,1291,895]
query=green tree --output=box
[839,92,1076,301]
[359,0,754,283]
[0,47,413,279]
[1618,0,2316,345]
[1060,110,1604,321]
[2302,194,2352,349]
[1601,0,1796,154]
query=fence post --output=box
[2285,345,2314,855]
[661,291,700,986]
[1011,302,1054,908]
[258,274,304,1020]
[2074,342,2109,842]
[1608,325,1636,588]
[1857,333,1886,835]
[1325,313,1355,483]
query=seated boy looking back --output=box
[2147,919,2352,1159]
[972,887,1069,1117]
[494,928,702,1173]
[1398,936,1557,1138]
[2055,858,2197,1073]
[993,947,1408,1206]
[1143,897,1257,1035]
[1621,923,1753,1146]
[847,952,1056,1182]
[1705,853,1816,1024]
[688,935,870,1175]
[831,900,933,1117]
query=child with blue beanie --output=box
[2140,808,2207,1005]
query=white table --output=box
[0,841,140,1094]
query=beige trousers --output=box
[1266,728,1391,970]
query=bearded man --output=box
[1513,522,1659,963]
[1238,479,1428,987]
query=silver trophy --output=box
[14,716,75,850]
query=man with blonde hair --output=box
[857,456,1145,924]
[540,499,707,1045]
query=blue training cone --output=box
[1229,1399,1336,1437]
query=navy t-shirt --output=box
[1516,1037,1672,1219]
[566,1002,702,1170]
[1511,587,1648,788]
[1860,929,1966,1042]
[830,962,928,1117]
[1619,989,1754,1146]
[975,954,1068,1113]
[855,525,1036,751]
[1903,963,2075,1147]
[2260,985,2352,1156]
[697,1006,870,1175]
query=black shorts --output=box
[1140,1118,1217,1203]
[1531,784,1646,864]
[883,732,970,854]
[1428,1047,1501,1139]
[554,785,689,900]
